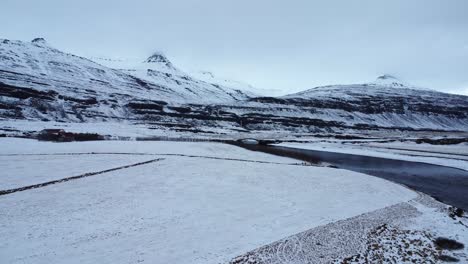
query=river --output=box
[236,144,468,211]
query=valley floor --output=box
[0,139,467,263]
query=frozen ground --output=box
[277,140,468,171]
[232,194,468,263]
[0,154,152,190]
[0,138,424,264]
[0,138,296,162]
[1,139,467,263]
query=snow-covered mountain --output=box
[241,76,468,131]
[92,52,257,103]
[92,53,275,98]
[93,53,279,96]
[1,38,468,136]
[0,38,253,105]
[285,75,430,100]
[0,38,260,126]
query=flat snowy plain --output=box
[0,138,466,263]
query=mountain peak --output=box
[144,52,173,67]
[373,74,408,88]
[31,37,49,46]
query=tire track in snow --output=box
[0,158,164,196]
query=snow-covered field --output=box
[0,154,151,190]
[1,138,466,263]
[277,140,468,171]
[0,138,291,162]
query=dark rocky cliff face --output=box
[2,78,468,134]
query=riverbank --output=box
[238,143,468,211]
[276,140,468,171]
[232,194,468,263]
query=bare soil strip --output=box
[0,158,164,196]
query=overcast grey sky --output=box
[1,0,467,95]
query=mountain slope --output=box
[1,38,467,136]
[241,76,468,131]
[92,53,256,103]
[0,38,253,103]
[0,38,256,123]
[119,54,256,103]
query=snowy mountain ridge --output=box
[285,74,431,99]
[92,53,272,96]
[1,37,468,135]
[0,38,254,104]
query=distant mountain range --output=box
[1,38,467,136]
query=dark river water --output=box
[236,144,468,211]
